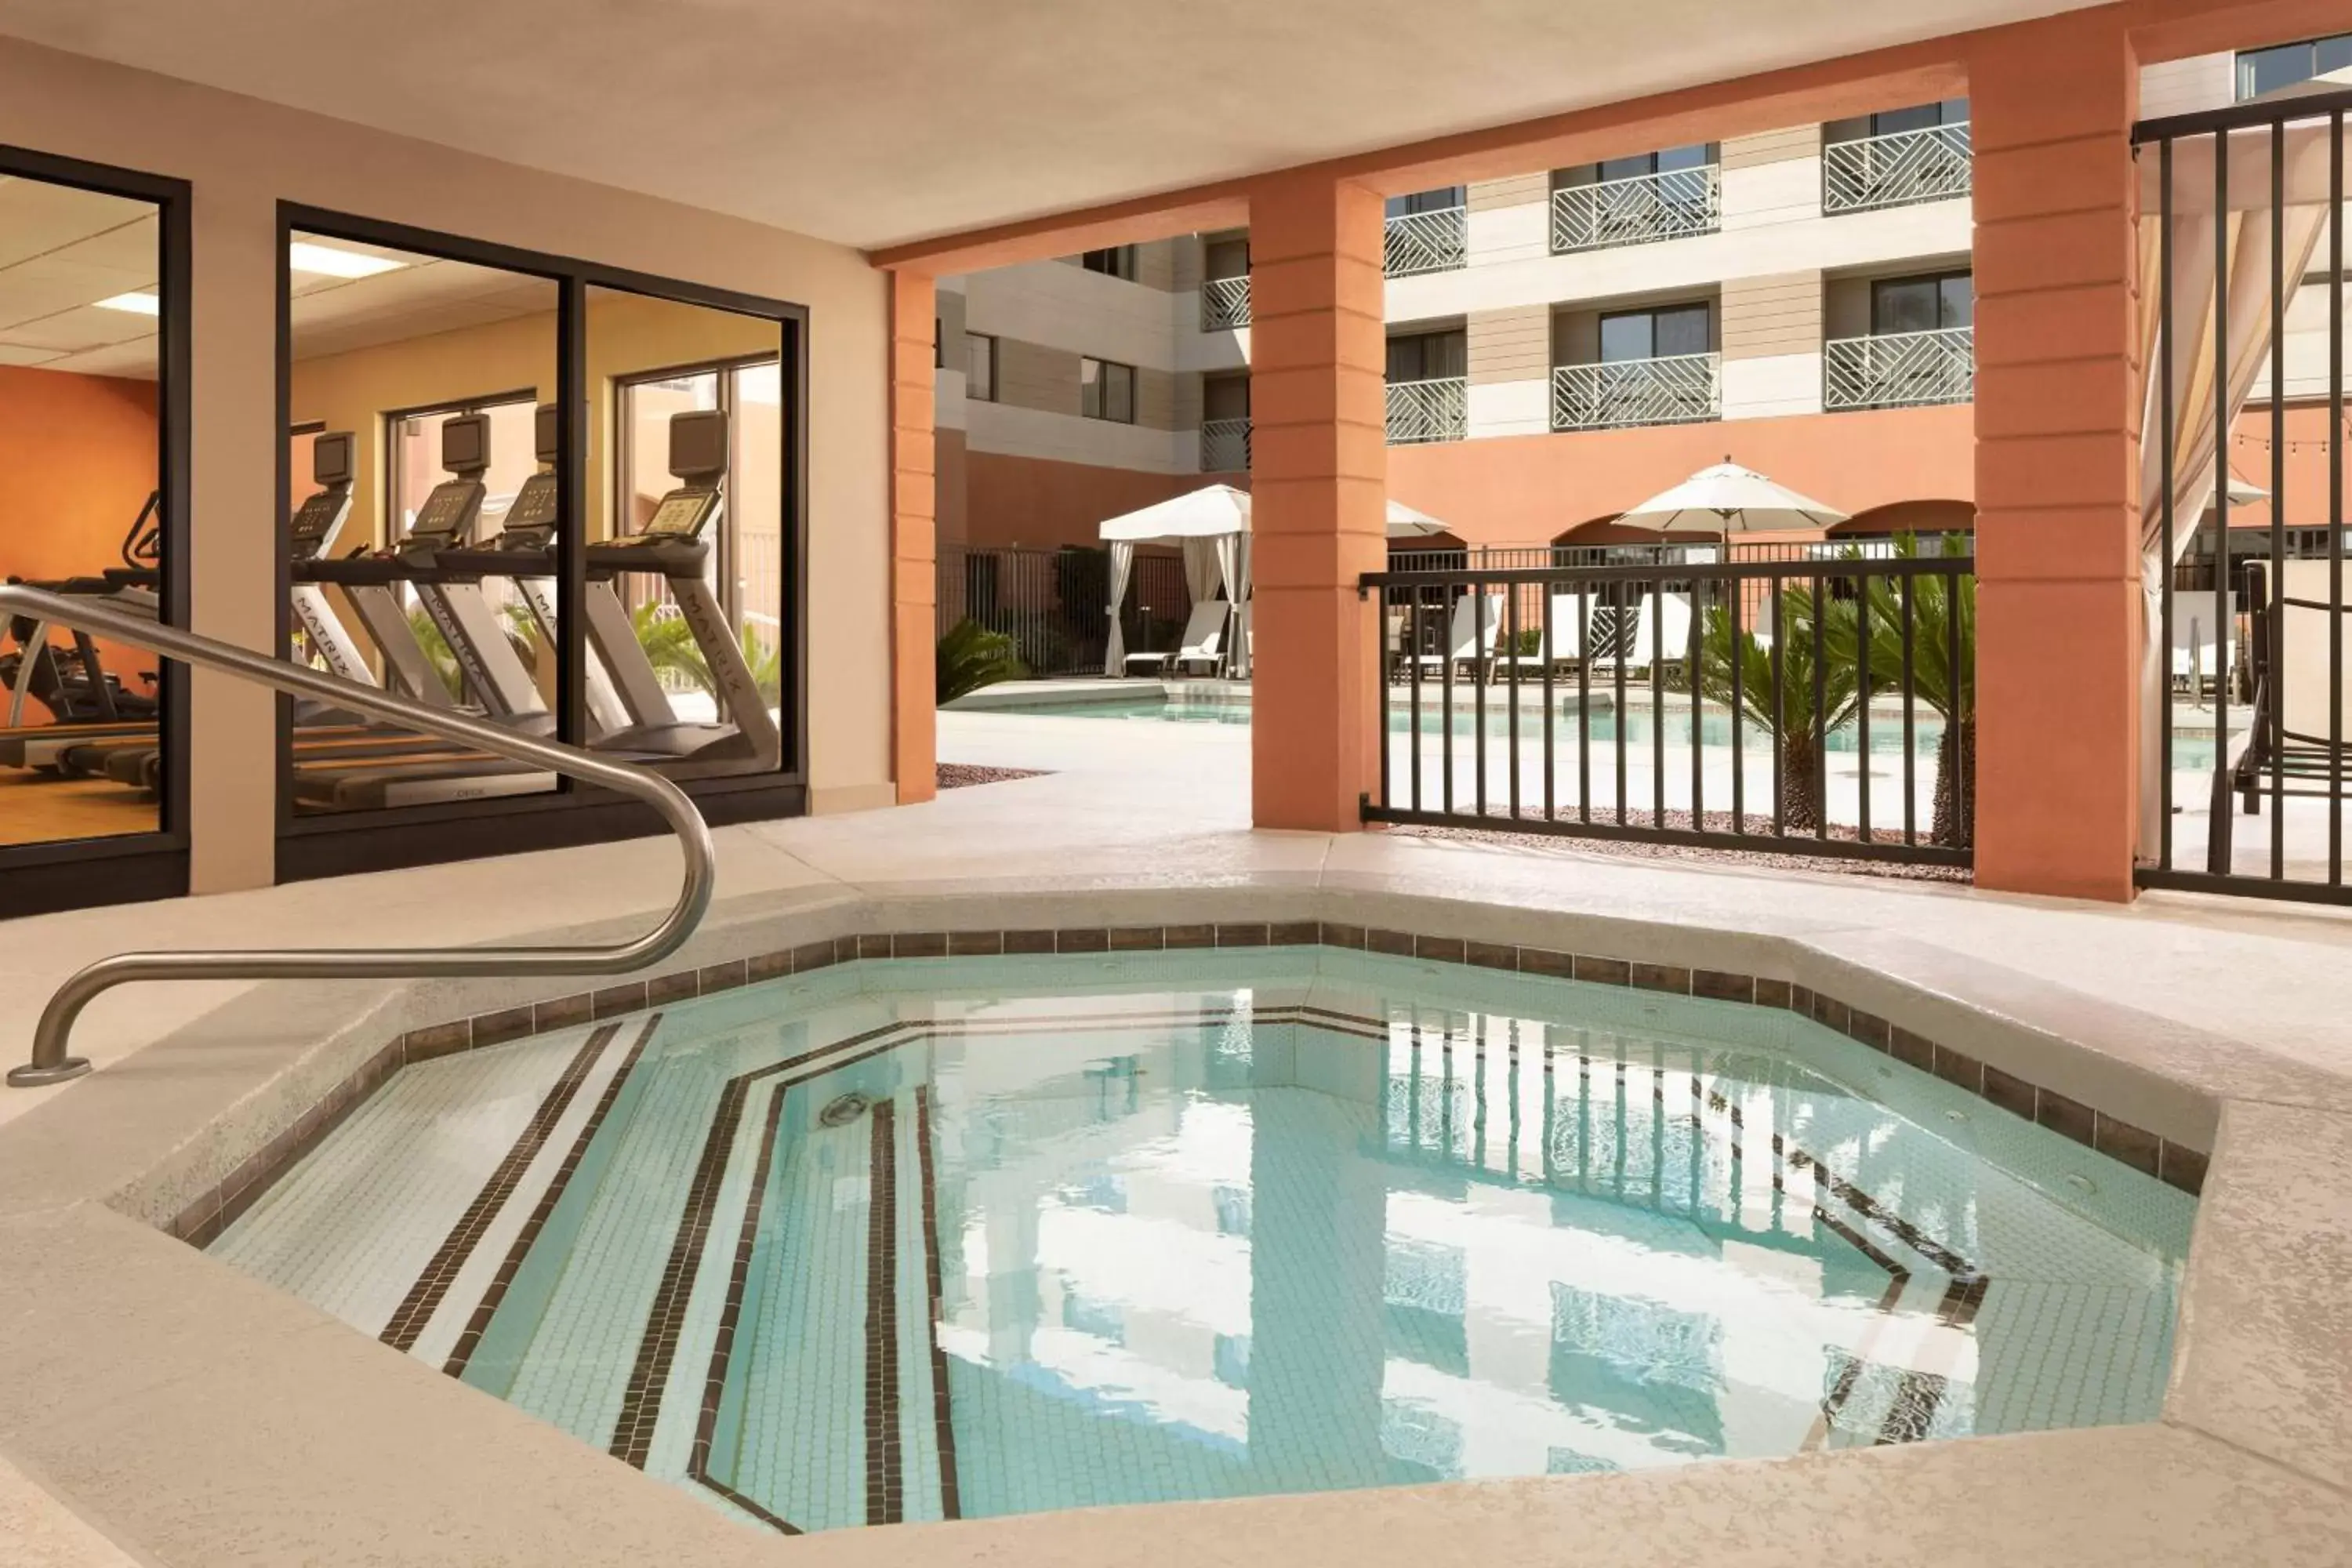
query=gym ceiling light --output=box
[93,291,160,315]
[289,241,407,278]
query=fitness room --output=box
[274,215,807,880]
[0,152,186,893]
[0,35,896,920]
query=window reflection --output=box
[0,173,165,846]
[284,230,558,811]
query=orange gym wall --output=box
[0,364,162,717]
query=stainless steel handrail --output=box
[0,584,717,1088]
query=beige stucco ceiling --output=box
[0,0,2101,251]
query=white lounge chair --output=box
[1487,593,1588,680]
[1123,599,1229,678]
[1410,593,1501,682]
[1588,593,1692,678]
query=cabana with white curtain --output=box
[2134,102,2345,858]
[1099,485,1254,677]
[1098,486,1459,677]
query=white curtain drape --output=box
[1222,532,1252,677]
[1102,540,1134,676]
[2132,121,2337,857]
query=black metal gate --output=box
[2135,88,2350,905]
[1360,550,1973,869]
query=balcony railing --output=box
[1385,377,1468,445]
[1201,416,1252,472]
[1822,122,1972,215]
[1551,354,1719,432]
[1823,327,1974,411]
[1384,208,1467,278]
[1200,275,1250,330]
[1550,166,1722,254]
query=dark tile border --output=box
[169,916,2212,1247]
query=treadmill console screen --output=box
[504,471,557,534]
[411,481,479,543]
[644,491,714,538]
[289,491,351,556]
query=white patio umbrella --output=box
[1613,459,1848,535]
[1385,499,1452,538]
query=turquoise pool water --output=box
[211,949,2194,1532]
[987,695,2223,770]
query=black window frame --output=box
[1868,269,1975,335]
[1080,356,1137,423]
[966,332,998,403]
[1597,301,1713,363]
[1080,245,1139,281]
[274,203,811,884]
[2237,32,2352,100]
[0,143,192,919]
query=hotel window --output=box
[1080,245,1138,281]
[1871,271,1973,335]
[1599,302,1711,362]
[966,333,996,402]
[1385,328,1467,382]
[1080,357,1135,423]
[1867,100,1969,136]
[1596,144,1713,182]
[1385,187,1465,216]
[2238,32,2352,99]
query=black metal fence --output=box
[1360,552,1975,867]
[938,544,1190,677]
[2136,89,2349,905]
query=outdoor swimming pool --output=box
[211,946,2194,1533]
[985,693,2223,771]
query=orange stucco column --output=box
[1966,10,2142,901]
[890,271,938,805]
[1248,174,1388,832]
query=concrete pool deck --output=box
[0,711,2347,1564]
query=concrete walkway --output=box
[0,707,2347,1565]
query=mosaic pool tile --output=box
[211,949,2197,1533]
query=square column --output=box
[1967,11,2142,900]
[890,271,938,805]
[1248,174,1388,832]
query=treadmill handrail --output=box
[0,583,718,1090]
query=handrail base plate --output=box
[8,1057,92,1087]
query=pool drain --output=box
[819,1092,872,1128]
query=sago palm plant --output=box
[1695,582,1860,833]
[1854,533,1974,848]
[936,619,1025,705]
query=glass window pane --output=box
[286,230,558,815]
[1599,154,1653,182]
[1105,361,1135,423]
[0,175,165,848]
[1599,313,1655,362]
[1080,357,1102,418]
[1871,103,1940,136]
[965,333,994,401]
[2319,34,2352,74]
[1655,306,1710,358]
[1872,278,1938,335]
[591,287,788,782]
[1654,144,1710,172]
[1940,274,1975,328]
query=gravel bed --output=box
[936,764,1051,790]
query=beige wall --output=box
[1720,270,1821,359]
[0,33,893,890]
[1467,305,1549,383]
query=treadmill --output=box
[292,412,561,809]
[0,494,165,770]
[579,409,782,766]
[72,434,412,791]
